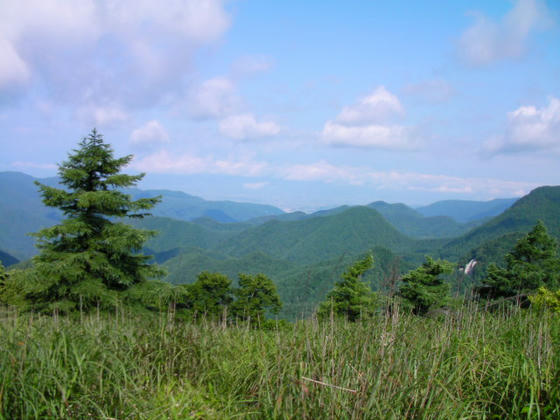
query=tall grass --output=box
[1,304,558,419]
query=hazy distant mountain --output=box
[127,188,284,223]
[0,172,61,259]
[0,249,18,267]
[367,201,482,239]
[416,198,517,223]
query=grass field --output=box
[1,304,558,419]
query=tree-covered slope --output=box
[441,186,560,260]
[216,206,426,263]
[416,198,517,223]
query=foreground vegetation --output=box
[1,305,558,419]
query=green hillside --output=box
[416,198,517,223]
[368,201,481,238]
[216,206,422,263]
[442,186,560,260]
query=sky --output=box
[1,0,559,211]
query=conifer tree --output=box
[317,254,376,321]
[398,256,452,315]
[26,129,164,313]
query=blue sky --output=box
[1,0,559,211]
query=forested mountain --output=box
[442,186,560,259]
[416,198,517,223]
[215,206,417,262]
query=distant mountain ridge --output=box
[0,249,18,267]
[0,171,284,259]
[127,188,283,223]
[416,198,517,223]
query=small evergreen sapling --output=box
[398,256,453,315]
[317,254,376,321]
[25,129,165,313]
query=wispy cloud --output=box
[458,0,550,66]
[130,120,170,147]
[219,113,280,140]
[133,151,535,198]
[187,77,241,119]
[132,150,268,176]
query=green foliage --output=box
[188,271,233,318]
[478,221,560,300]
[398,256,453,315]
[14,130,164,313]
[231,273,282,321]
[317,254,376,321]
[530,287,560,313]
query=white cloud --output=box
[219,113,280,140]
[0,0,230,105]
[0,38,30,90]
[322,122,416,150]
[459,0,550,66]
[187,77,240,119]
[336,86,404,125]
[482,97,560,155]
[130,120,170,146]
[132,150,268,176]
[322,86,417,150]
[77,104,129,127]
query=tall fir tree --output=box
[26,129,164,313]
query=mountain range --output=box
[3,171,559,319]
